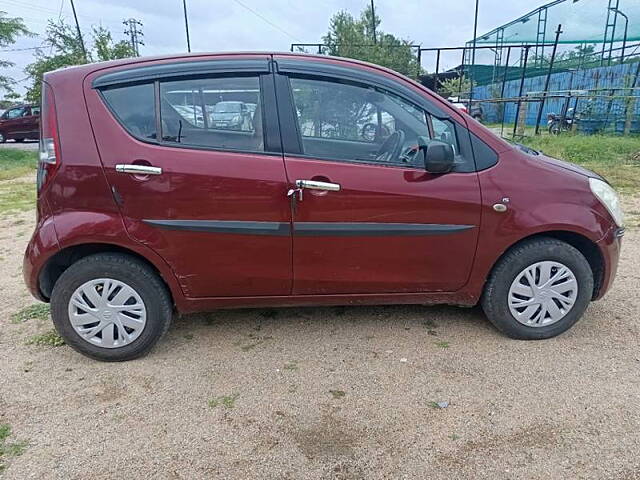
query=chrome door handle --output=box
[115,164,162,175]
[295,179,341,192]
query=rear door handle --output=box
[295,179,341,191]
[115,164,162,175]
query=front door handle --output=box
[115,164,163,175]
[295,179,341,192]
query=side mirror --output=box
[421,139,455,174]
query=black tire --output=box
[481,237,593,340]
[50,253,173,361]
[0,131,5,143]
[14,137,24,143]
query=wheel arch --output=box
[484,230,604,300]
[38,242,177,306]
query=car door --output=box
[85,58,292,298]
[274,65,482,295]
[25,106,40,137]
[1,107,25,139]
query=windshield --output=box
[214,102,241,113]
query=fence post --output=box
[535,24,563,135]
[513,45,530,138]
[499,46,512,137]
[433,49,441,93]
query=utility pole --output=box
[182,0,191,52]
[468,0,480,110]
[123,18,144,56]
[370,0,376,44]
[69,0,87,62]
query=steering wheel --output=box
[375,130,405,163]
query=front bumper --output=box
[593,225,623,300]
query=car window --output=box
[31,106,40,116]
[5,108,25,119]
[21,108,31,117]
[101,83,157,140]
[159,76,263,152]
[431,117,459,155]
[289,77,430,167]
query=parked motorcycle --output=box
[547,107,577,135]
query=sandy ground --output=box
[1,196,640,479]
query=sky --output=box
[0,0,588,96]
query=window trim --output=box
[92,59,271,89]
[274,67,480,173]
[278,73,473,171]
[97,70,282,156]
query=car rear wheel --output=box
[0,132,5,143]
[481,237,593,340]
[50,253,173,361]
[14,137,24,143]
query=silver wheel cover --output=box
[68,278,147,348]
[508,261,578,327]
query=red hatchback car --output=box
[24,53,624,361]
[0,104,40,143]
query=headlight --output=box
[232,115,241,123]
[589,177,624,227]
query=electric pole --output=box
[370,0,376,44]
[183,0,191,52]
[123,18,145,56]
[69,0,87,61]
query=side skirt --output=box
[175,291,480,314]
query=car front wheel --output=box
[481,237,594,340]
[50,253,173,361]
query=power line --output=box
[231,0,301,42]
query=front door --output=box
[86,61,292,298]
[280,74,481,294]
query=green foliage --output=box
[0,11,33,93]
[0,423,28,473]
[26,330,65,347]
[521,134,640,192]
[0,148,38,181]
[320,4,420,78]
[208,394,239,409]
[11,304,50,324]
[438,75,474,99]
[25,21,136,103]
[0,181,35,215]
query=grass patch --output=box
[329,389,346,399]
[283,361,298,371]
[0,181,36,215]
[434,341,450,349]
[519,134,640,193]
[10,303,50,324]
[208,393,239,409]
[0,423,28,473]
[0,149,37,181]
[26,330,65,347]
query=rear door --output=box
[86,57,292,298]
[274,63,482,295]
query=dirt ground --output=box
[1,196,640,480]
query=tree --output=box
[0,11,32,94]
[25,20,135,103]
[438,75,473,99]
[320,4,421,78]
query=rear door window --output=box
[159,76,264,152]
[101,83,156,140]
